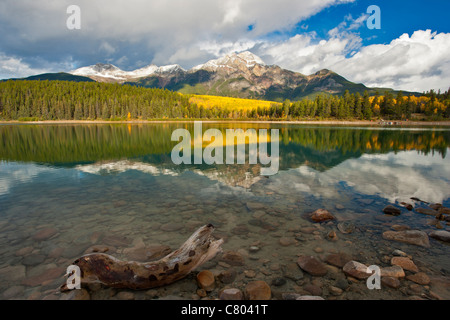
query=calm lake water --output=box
[0,122,449,300]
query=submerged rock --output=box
[244,281,271,300]
[391,257,419,273]
[429,230,450,243]
[342,261,372,280]
[310,209,335,223]
[415,208,438,217]
[406,272,430,285]
[383,205,401,216]
[297,256,327,276]
[382,230,430,248]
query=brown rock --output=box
[32,228,58,241]
[15,247,34,257]
[296,295,325,300]
[221,251,245,266]
[160,222,183,232]
[197,270,215,291]
[391,225,411,231]
[391,257,419,273]
[279,237,296,246]
[219,288,243,300]
[429,230,450,242]
[218,269,236,284]
[245,281,271,300]
[325,253,353,268]
[381,266,405,278]
[382,230,430,248]
[297,256,327,276]
[304,283,322,296]
[406,272,430,285]
[310,209,334,223]
[381,276,401,289]
[415,208,438,216]
[383,205,401,216]
[342,261,372,280]
[21,267,65,287]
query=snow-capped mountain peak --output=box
[192,51,265,72]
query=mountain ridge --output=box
[5,51,418,101]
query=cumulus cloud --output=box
[260,29,450,92]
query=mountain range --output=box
[7,51,413,101]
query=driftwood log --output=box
[61,224,223,291]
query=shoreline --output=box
[1,119,450,126]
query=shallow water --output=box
[0,123,449,300]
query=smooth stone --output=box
[415,208,438,216]
[220,251,245,266]
[337,222,355,234]
[342,261,372,280]
[382,230,430,248]
[244,270,256,278]
[15,247,34,257]
[123,245,171,261]
[218,269,236,284]
[249,246,260,253]
[245,281,271,300]
[335,278,349,290]
[0,265,26,282]
[2,286,25,299]
[325,253,353,268]
[310,209,335,223]
[383,205,401,216]
[279,237,296,246]
[297,256,327,276]
[197,270,215,291]
[283,262,304,281]
[406,272,430,285]
[335,204,345,210]
[391,225,411,231]
[21,254,45,267]
[33,228,58,241]
[429,230,450,242]
[219,288,243,300]
[381,276,401,289]
[391,257,419,273]
[21,267,65,287]
[381,266,405,278]
[246,202,265,211]
[329,286,343,296]
[304,284,322,296]
[271,277,286,287]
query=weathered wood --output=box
[61,224,223,291]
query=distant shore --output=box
[1,119,450,126]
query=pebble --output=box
[218,269,236,284]
[220,251,245,266]
[32,227,58,241]
[197,270,215,291]
[219,288,243,300]
[382,230,430,248]
[297,256,327,276]
[304,284,322,296]
[381,266,405,278]
[381,276,401,289]
[337,222,355,234]
[429,230,450,242]
[2,286,24,299]
[21,267,65,287]
[383,205,401,216]
[245,281,271,300]
[271,277,286,287]
[329,286,343,296]
[406,272,430,285]
[279,237,296,246]
[21,254,46,267]
[60,289,90,300]
[342,261,372,280]
[335,278,349,290]
[310,209,335,223]
[244,270,256,278]
[296,295,325,300]
[249,246,260,253]
[392,249,408,257]
[391,257,419,273]
[15,247,34,257]
[325,253,353,268]
[283,263,304,281]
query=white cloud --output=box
[259,29,450,92]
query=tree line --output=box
[0,80,449,121]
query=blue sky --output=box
[0,0,449,91]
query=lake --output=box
[0,122,449,300]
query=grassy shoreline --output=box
[1,119,450,126]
